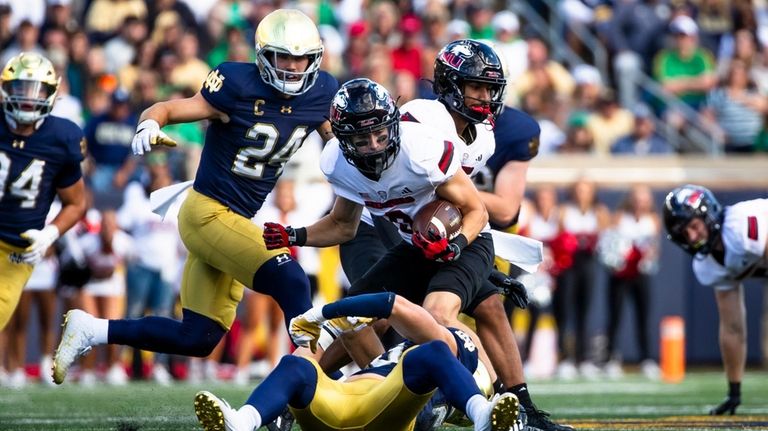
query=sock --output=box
[465,394,491,427]
[508,383,533,411]
[238,404,262,430]
[729,382,741,398]
[327,370,344,380]
[93,317,109,345]
[493,378,505,394]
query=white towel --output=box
[149,180,194,220]
[489,230,543,274]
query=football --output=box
[412,199,462,241]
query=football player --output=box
[0,52,86,330]
[194,292,521,431]
[399,40,570,431]
[264,77,497,332]
[52,9,338,384]
[664,185,768,415]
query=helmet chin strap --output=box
[4,112,45,131]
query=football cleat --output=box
[265,407,295,431]
[194,391,249,431]
[489,393,520,431]
[52,310,95,384]
[524,405,574,431]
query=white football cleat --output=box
[490,393,520,431]
[194,391,250,431]
[52,310,95,384]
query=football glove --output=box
[263,222,305,250]
[132,119,177,155]
[322,316,374,339]
[489,270,529,309]
[412,233,461,262]
[709,395,740,415]
[20,225,59,265]
[289,314,322,353]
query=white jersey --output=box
[321,121,461,244]
[693,199,768,289]
[400,99,496,179]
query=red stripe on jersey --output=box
[438,141,454,174]
[748,216,758,240]
[400,112,420,123]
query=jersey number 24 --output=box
[232,123,308,179]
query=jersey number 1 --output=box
[232,123,308,178]
[0,152,45,208]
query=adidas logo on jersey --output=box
[401,187,412,196]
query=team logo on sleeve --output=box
[528,136,540,157]
[79,138,87,156]
[203,69,225,93]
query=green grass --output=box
[1,370,767,430]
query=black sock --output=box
[508,383,533,410]
[728,381,741,398]
[493,378,506,394]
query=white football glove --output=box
[20,225,59,265]
[289,308,325,353]
[131,119,177,155]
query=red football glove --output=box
[263,222,305,250]
[411,232,461,262]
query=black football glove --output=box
[709,395,740,415]
[489,269,528,309]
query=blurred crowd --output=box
[1,0,767,387]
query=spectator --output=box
[558,112,594,154]
[702,58,767,153]
[84,88,139,209]
[467,3,493,40]
[368,1,400,48]
[0,20,44,66]
[391,15,422,80]
[555,178,610,379]
[343,20,369,82]
[118,156,182,384]
[170,32,210,93]
[491,11,527,83]
[586,89,634,155]
[84,0,147,43]
[570,64,603,112]
[78,209,134,386]
[611,104,673,155]
[512,37,575,112]
[598,185,661,380]
[103,15,147,74]
[653,15,717,111]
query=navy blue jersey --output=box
[360,327,480,378]
[485,107,540,175]
[195,62,338,218]
[0,116,84,247]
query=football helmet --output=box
[663,184,724,255]
[330,78,400,180]
[433,39,506,124]
[0,52,60,125]
[255,9,324,96]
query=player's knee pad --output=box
[179,309,226,356]
[254,255,312,322]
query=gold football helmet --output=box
[255,9,324,96]
[0,52,60,125]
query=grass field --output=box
[1,370,767,430]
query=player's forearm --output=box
[719,317,747,382]
[304,216,358,247]
[52,182,86,236]
[479,190,521,228]
[460,206,489,243]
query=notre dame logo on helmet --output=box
[203,69,225,93]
